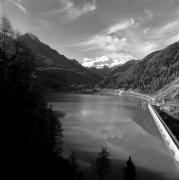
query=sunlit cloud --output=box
[9,0,27,14]
[135,9,154,27]
[80,35,128,52]
[82,56,109,68]
[159,19,179,34]
[74,17,152,67]
[141,41,158,54]
[55,0,97,20]
[107,52,134,64]
[144,9,154,20]
[146,16,179,47]
[82,53,134,68]
[166,34,179,44]
[76,12,179,67]
[104,18,135,35]
[73,17,135,53]
[143,28,151,34]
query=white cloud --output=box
[74,18,135,52]
[107,52,134,63]
[82,35,128,52]
[166,34,179,44]
[144,9,154,20]
[82,56,109,68]
[9,0,26,14]
[147,17,179,47]
[159,19,179,34]
[74,14,178,67]
[74,17,137,67]
[142,41,158,54]
[143,28,151,34]
[58,0,97,20]
[127,38,158,57]
[135,9,154,27]
[82,53,133,68]
[104,18,135,35]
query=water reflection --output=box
[49,93,179,180]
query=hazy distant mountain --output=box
[99,42,179,94]
[20,33,102,90]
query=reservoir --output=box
[48,93,179,180]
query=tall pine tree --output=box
[96,147,111,180]
[123,156,136,180]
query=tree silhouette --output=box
[69,151,80,180]
[123,156,136,180]
[54,112,63,156]
[0,15,14,87]
[0,15,14,52]
[0,15,65,178]
[96,147,111,180]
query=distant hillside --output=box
[99,42,179,94]
[98,60,138,88]
[20,33,102,90]
[89,66,111,77]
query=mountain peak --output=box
[24,32,40,41]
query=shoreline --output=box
[119,90,154,101]
[148,104,179,169]
[93,88,154,102]
[48,88,155,101]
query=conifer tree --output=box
[96,147,111,180]
[69,151,80,180]
[123,156,136,180]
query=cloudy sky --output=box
[1,0,179,68]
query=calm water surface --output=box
[49,93,179,180]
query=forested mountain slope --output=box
[89,66,111,77]
[99,42,179,94]
[98,60,139,88]
[20,33,102,90]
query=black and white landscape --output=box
[1,0,179,180]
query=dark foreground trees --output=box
[0,15,139,180]
[96,147,111,180]
[123,156,136,180]
[69,151,80,180]
[0,15,68,178]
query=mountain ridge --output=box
[20,33,103,90]
[20,32,179,96]
[99,42,179,94]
